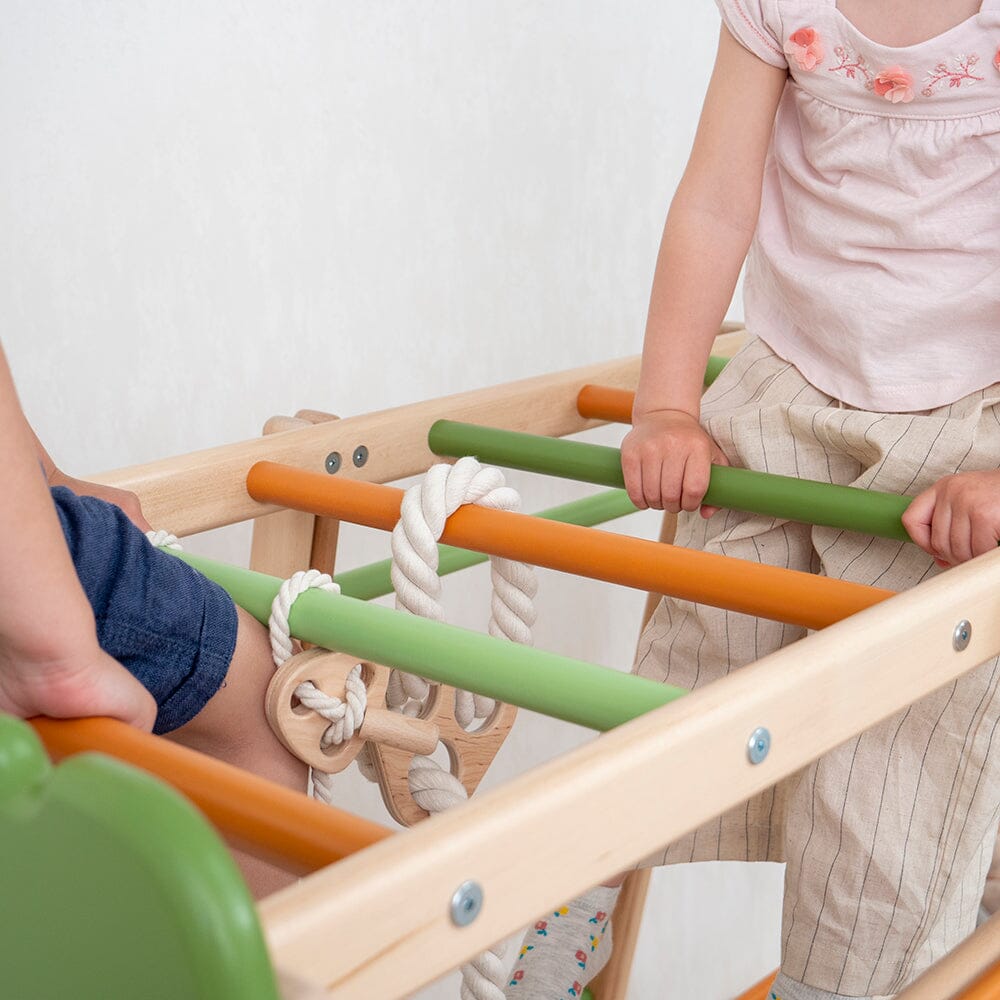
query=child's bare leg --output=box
[168,607,308,898]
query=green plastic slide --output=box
[0,714,279,999]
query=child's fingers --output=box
[620,446,648,510]
[697,442,729,518]
[947,513,974,566]
[678,452,712,512]
[900,491,935,552]
[658,456,683,513]
[970,519,1000,561]
[930,498,955,566]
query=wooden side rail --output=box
[897,911,1000,999]
[95,356,642,535]
[95,331,747,537]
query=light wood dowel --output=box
[897,912,1000,999]
[590,510,676,1000]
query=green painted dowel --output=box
[704,354,728,385]
[428,421,913,544]
[172,551,684,732]
[334,489,638,600]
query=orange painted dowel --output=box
[577,384,634,424]
[957,959,1000,999]
[246,462,895,631]
[733,971,777,1000]
[31,717,390,875]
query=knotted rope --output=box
[388,456,537,726]
[267,569,364,806]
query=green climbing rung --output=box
[173,551,687,732]
[427,421,913,543]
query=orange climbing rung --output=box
[247,461,895,632]
[956,958,1000,998]
[32,716,390,874]
[577,384,635,424]
[733,971,777,1000]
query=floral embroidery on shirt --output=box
[785,27,824,71]
[994,45,1000,72]
[873,65,915,103]
[829,45,874,88]
[921,54,984,95]
[830,41,991,101]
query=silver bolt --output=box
[324,452,342,475]
[953,620,972,652]
[747,727,771,765]
[450,880,484,927]
[352,445,369,468]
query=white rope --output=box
[267,569,365,805]
[407,754,469,813]
[145,529,182,550]
[390,457,537,726]
[459,949,507,1000]
[388,458,536,1000]
[268,569,337,666]
[296,664,367,749]
[405,755,505,999]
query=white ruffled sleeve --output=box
[714,0,787,68]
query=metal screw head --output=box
[352,445,369,468]
[324,451,342,475]
[747,727,771,765]
[449,880,484,927]
[953,620,972,652]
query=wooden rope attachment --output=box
[365,676,518,827]
[266,568,368,806]
[265,649,440,774]
[264,646,518,826]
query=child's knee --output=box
[169,608,277,756]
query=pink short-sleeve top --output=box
[715,0,1000,411]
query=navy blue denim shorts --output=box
[52,487,238,734]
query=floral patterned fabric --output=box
[713,0,1000,411]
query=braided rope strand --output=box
[389,459,536,999]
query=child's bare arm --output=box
[0,344,155,728]
[622,26,787,513]
[902,471,1000,567]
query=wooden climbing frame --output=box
[9,326,1000,998]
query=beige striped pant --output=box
[634,337,1000,997]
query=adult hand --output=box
[49,472,151,532]
[0,636,157,731]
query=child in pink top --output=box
[506,3,1000,999]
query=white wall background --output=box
[0,3,781,996]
